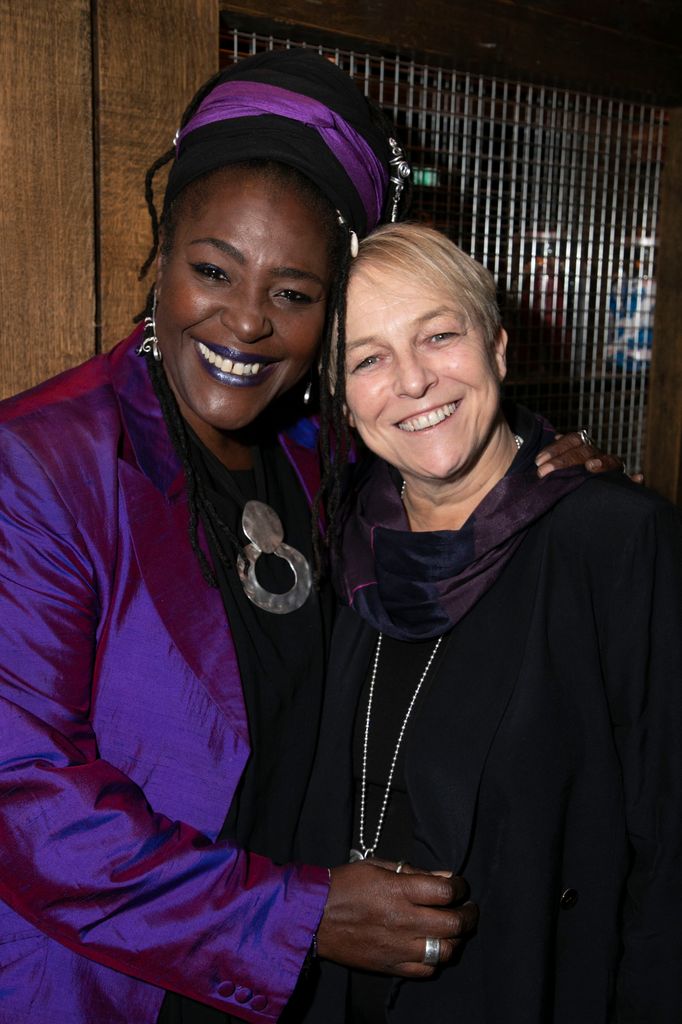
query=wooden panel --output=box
[0,0,94,399]
[96,0,220,350]
[513,0,681,46]
[644,109,682,505]
[220,0,682,104]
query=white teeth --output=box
[198,342,264,377]
[398,402,458,432]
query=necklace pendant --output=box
[349,848,366,863]
[237,500,312,615]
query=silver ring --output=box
[423,937,441,965]
[395,860,406,874]
[578,428,594,446]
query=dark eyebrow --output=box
[188,239,324,286]
[270,266,326,286]
[189,237,245,263]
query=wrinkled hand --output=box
[316,860,478,978]
[535,431,623,478]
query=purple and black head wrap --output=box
[163,49,392,237]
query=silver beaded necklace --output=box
[349,631,443,862]
[349,432,522,861]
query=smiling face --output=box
[154,167,333,464]
[344,262,514,509]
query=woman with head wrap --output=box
[0,49,611,1023]
[0,49,480,1024]
[299,223,682,1023]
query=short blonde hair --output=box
[350,222,502,354]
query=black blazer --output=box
[296,476,682,1023]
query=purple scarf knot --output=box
[178,81,388,231]
[334,408,588,640]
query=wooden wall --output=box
[644,109,682,503]
[96,1,218,350]
[0,0,94,396]
[0,0,218,398]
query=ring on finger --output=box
[578,427,594,446]
[423,937,441,966]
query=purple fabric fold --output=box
[178,81,388,230]
[334,408,589,640]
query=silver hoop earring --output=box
[303,378,313,406]
[136,291,162,362]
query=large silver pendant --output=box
[236,500,312,615]
[349,848,367,863]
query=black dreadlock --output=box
[313,96,412,577]
[143,348,218,586]
[311,219,353,580]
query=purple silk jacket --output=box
[0,330,330,1024]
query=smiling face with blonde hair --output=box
[343,224,517,521]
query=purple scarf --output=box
[334,407,588,640]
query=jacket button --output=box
[251,995,268,1011]
[560,887,578,909]
[218,980,235,997]
[234,987,252,1004]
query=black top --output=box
[295,476,682,1023]
[159,435,331,1024]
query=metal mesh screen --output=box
[221,27,667,471]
